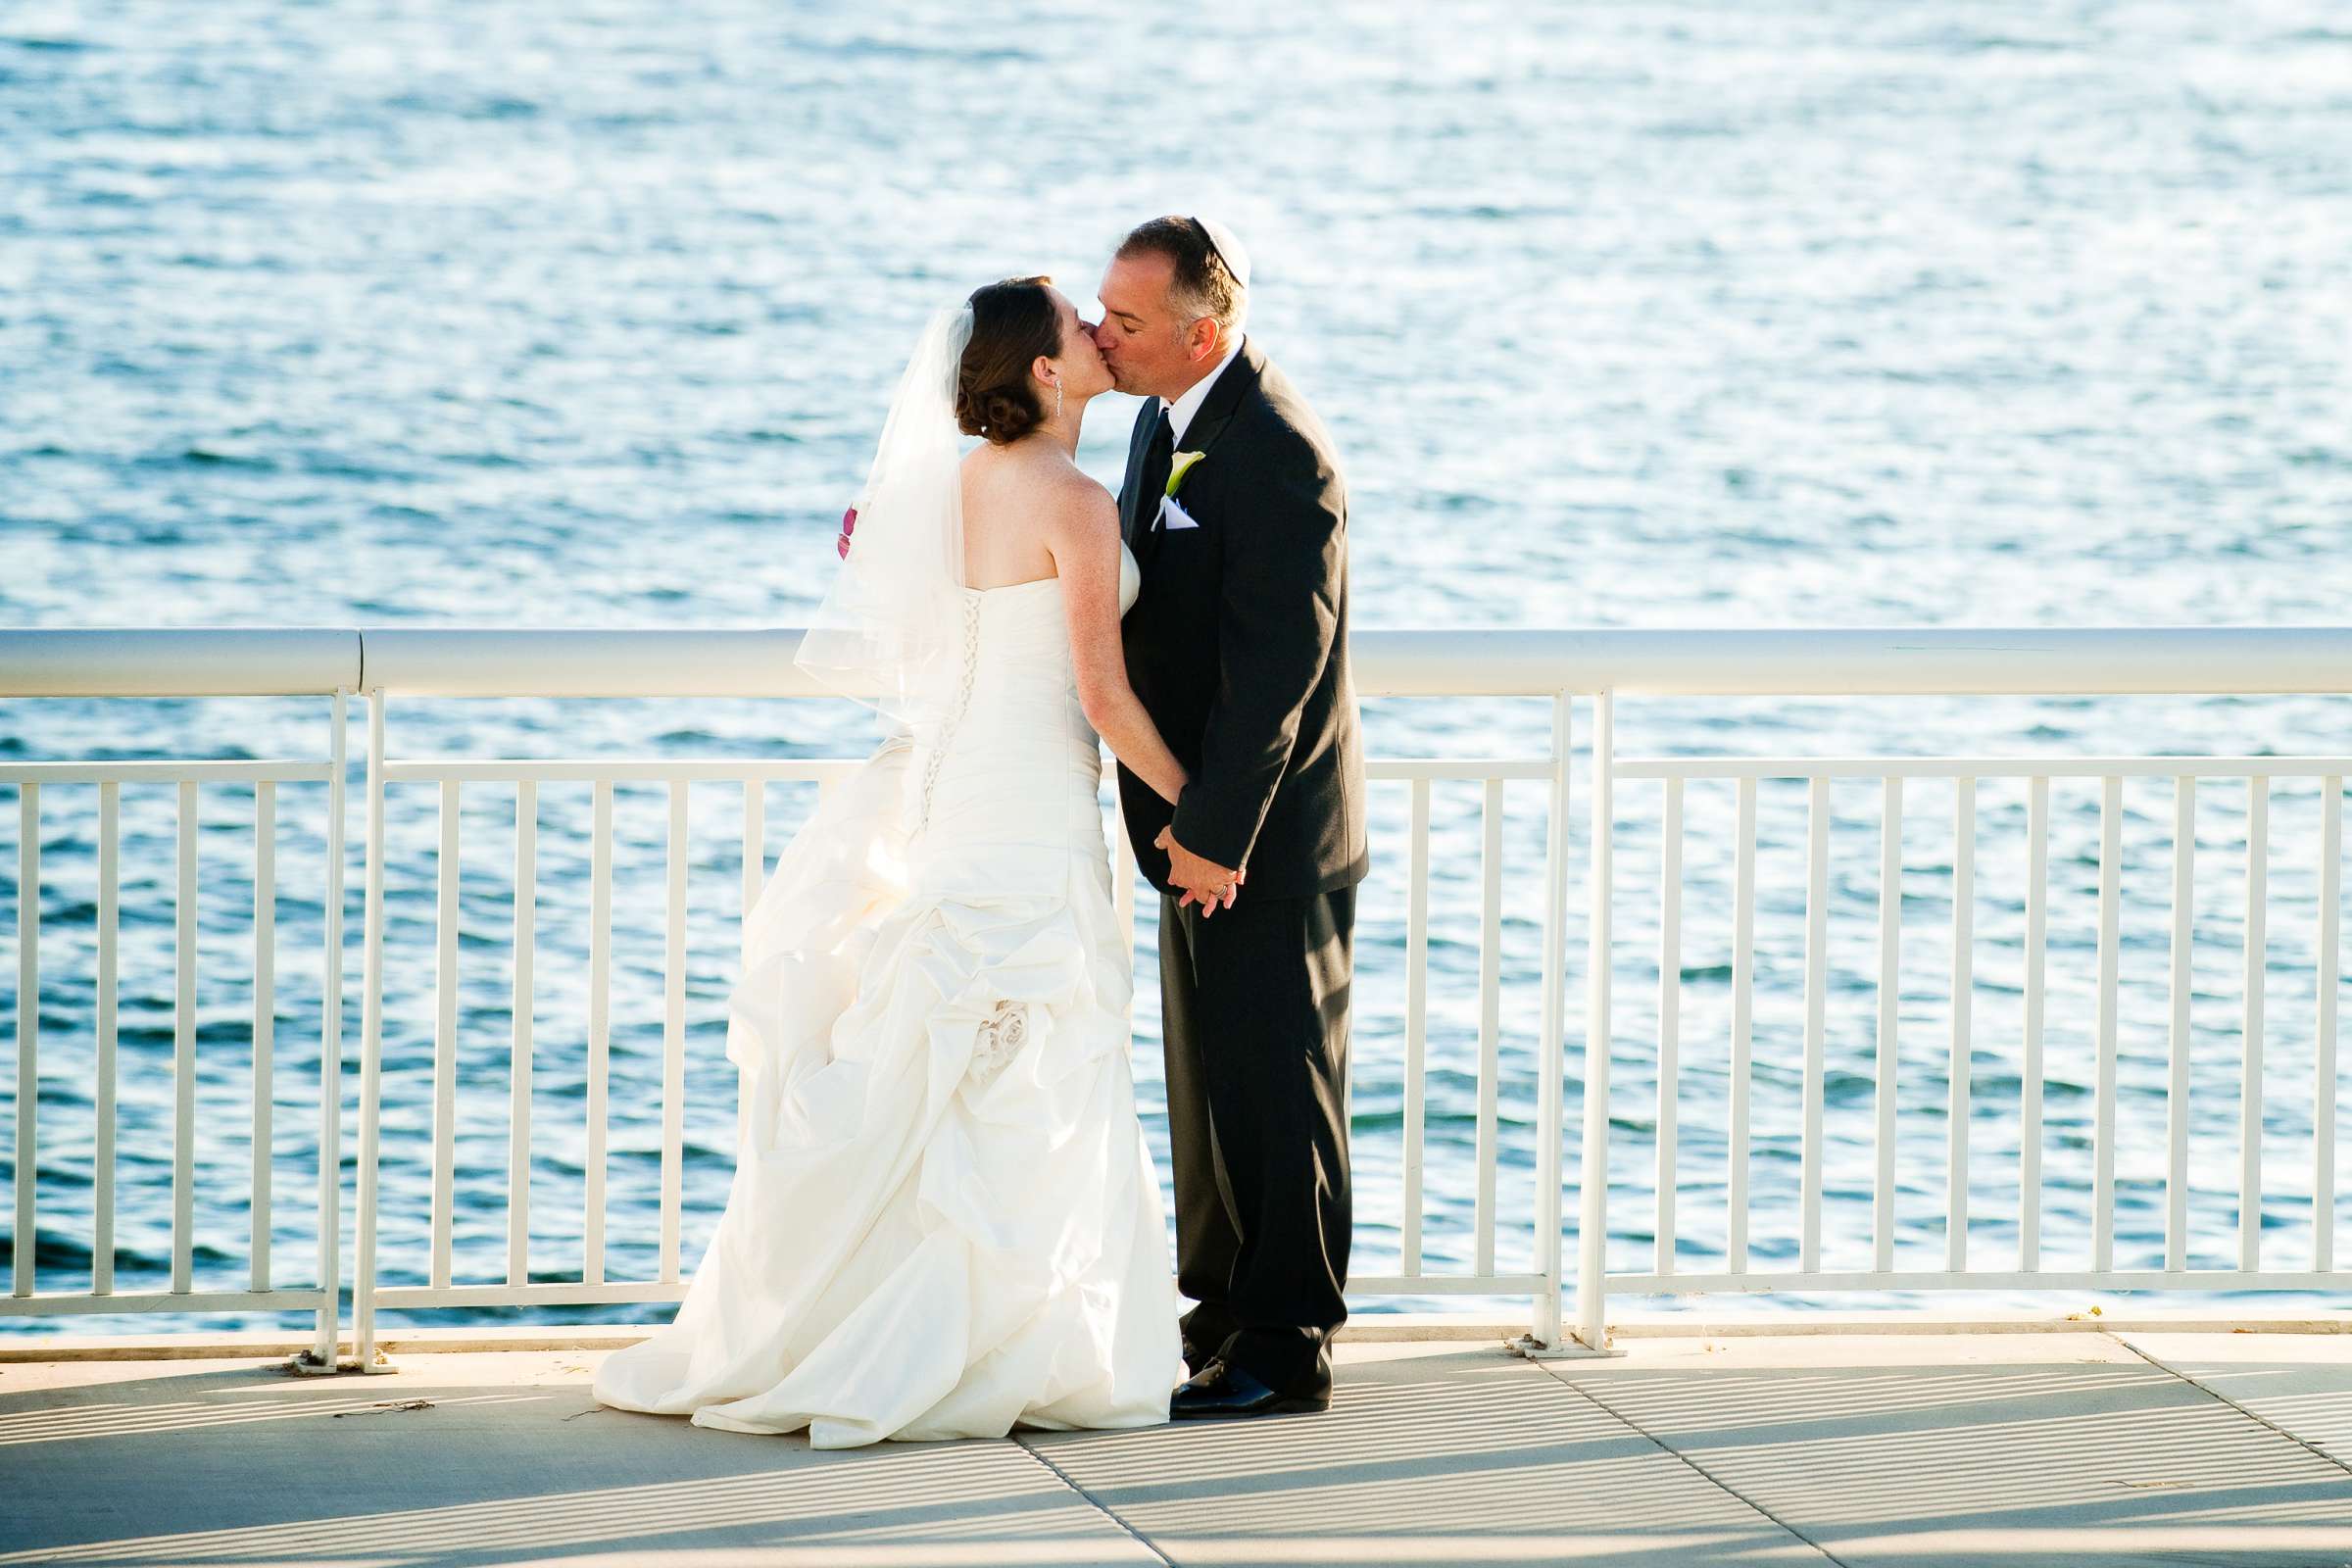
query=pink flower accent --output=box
[837,506,858,560]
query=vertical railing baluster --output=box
[1576,691,1614,1349]
[1343,830,1355,1135]
[1801,774,1828,1273]
[1949,777,1976,1273]
[313,691,346,1367]
[586,779,613,1285]
[2166,774,2195,1272]
[1875,775,1901,1273]
[356,691,389,1366]
[661,779,689,1282]
[739,777,762,1160]
[2318,779,2341,1275]
[2092,775,2121,1273]
[1729,775,1755,1274]
[14,782,37,1298]
[2021,775,2049,1272]
[1474,776,1503,1277]
[173,778,197,1295]
[252,780,275,1292]
[1655,775,1682,1279]
[431,779,460,1291]
[509,781,536,1287]
[741,777,764,913]
[2241,774,2268,1272]
[1532,693,1572,1346]
[1342,1001,1354,1137]
[1112,792,1137,963]
[97,780,119,1298]
[1402,778,1430,1276]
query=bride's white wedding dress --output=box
[593,539,1183,1446]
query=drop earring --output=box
[1053,378,1064,420]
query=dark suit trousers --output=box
[1158,884,1355,1391]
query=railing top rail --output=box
[3,625,2351,699]
[0,629,363,698]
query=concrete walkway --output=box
[5,1331,2351,1566]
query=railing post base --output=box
[1506,1330,1624,1360]
[284,1345,399,1375]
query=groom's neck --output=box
[1154,329,1239,405]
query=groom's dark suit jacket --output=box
[1114,337,1369,901]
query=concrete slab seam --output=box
[1532,1362,1854,1568]
[1012,1433,1177,1568]
[2110,1332,2352,1483]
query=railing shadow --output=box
[6,1339,2351,1565]
[1546,1349,2352,1561]
[0,1359,1143,1566]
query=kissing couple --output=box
[594,216,1368,1446]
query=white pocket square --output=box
[1156,495,1201,531]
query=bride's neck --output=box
[1032,400,1085,458]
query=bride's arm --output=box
[1047,479,1189,807]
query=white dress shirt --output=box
[1160,330,1246,446]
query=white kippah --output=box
[1191,215,1252,290]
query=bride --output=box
[591,279,1198,1446]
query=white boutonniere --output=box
[1156,451,1206,531]
[1164,450,1205,497]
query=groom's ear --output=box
[1186,317,1222,364]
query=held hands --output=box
[1154,824,1243,917]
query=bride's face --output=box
[1042,287,1114,403]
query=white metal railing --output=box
[1590,753,2347,1348]
[0,727,350,1372]
[2,626,2348,1368]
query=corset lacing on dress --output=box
[908,596,1033,1083]
[913,595,983,835]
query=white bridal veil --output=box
[794,304,976,736]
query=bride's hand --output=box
[1178,864,1244,914]
[1156,825,1242,916]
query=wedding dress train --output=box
[593,541,1182,1446]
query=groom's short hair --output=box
[1117,217,1247,333]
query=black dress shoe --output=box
[1169,1358,1333,1420]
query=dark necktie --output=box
[1133,407,1175,558]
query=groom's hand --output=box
[1155,825,1242,916]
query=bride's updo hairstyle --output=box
[956,276,1062,444]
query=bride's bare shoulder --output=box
[1037,463,1117,538]
[966,446,1112,523]
[1047,460,1115,511]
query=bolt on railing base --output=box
[1505,1331,1624,1360]
[284,1347,400,1376]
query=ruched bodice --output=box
[908,544,1143,879]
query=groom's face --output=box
[1095,252,1211,403]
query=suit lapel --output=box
[1122,339,1265,567]
[1137,338,1263,570]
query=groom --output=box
[1097,217,1369,1419]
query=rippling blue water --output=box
[5,1,2352,1336]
